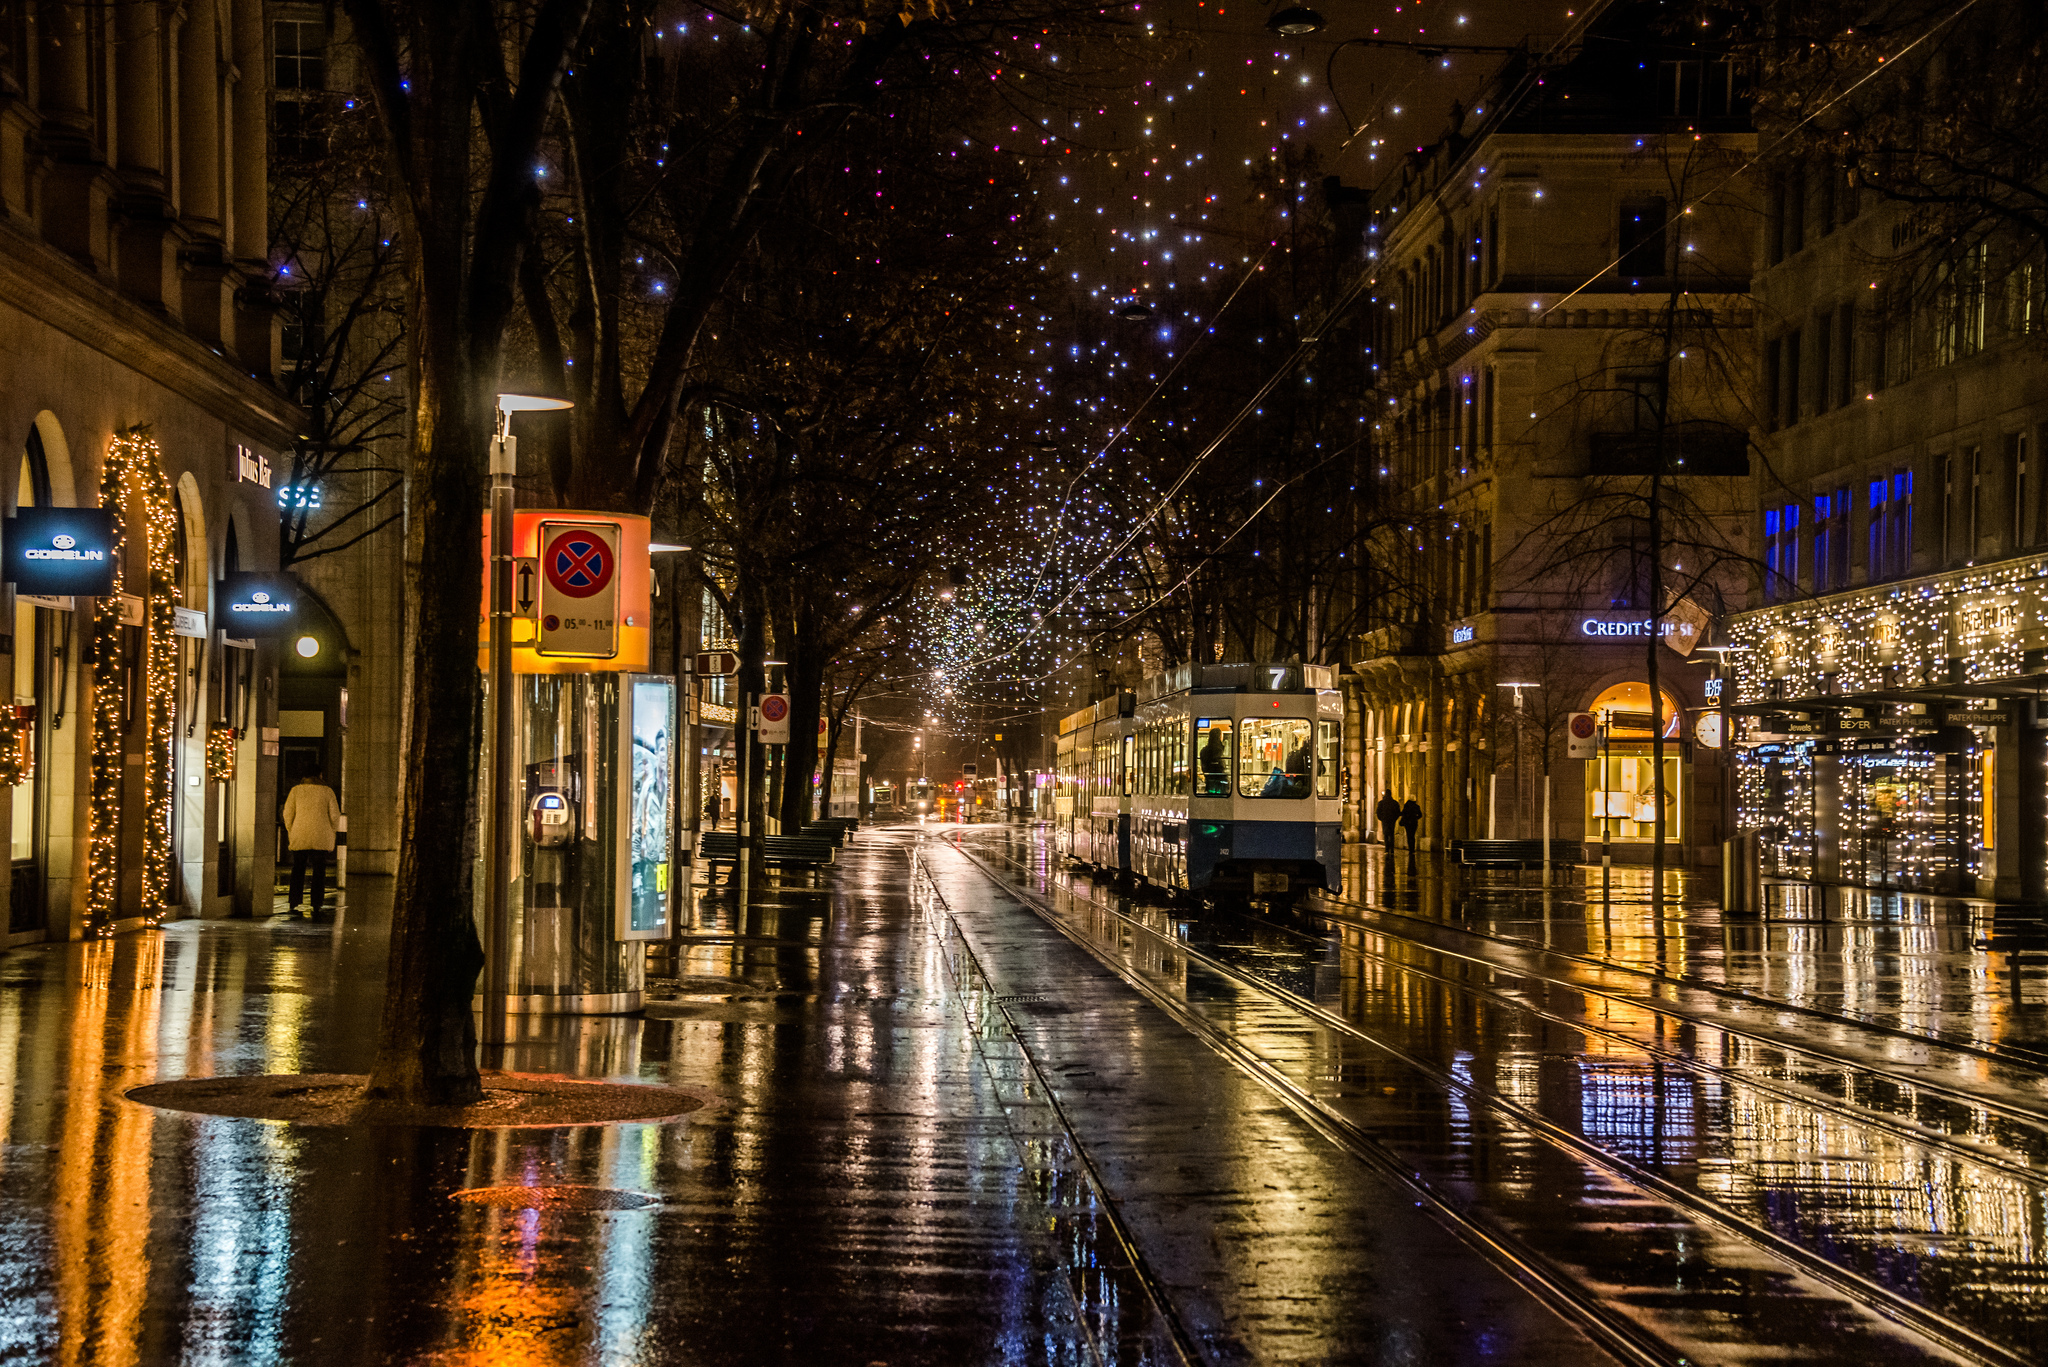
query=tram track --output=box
[951,830,2038,1367]
[1284,902,2048,1157]
[1244,903,2048,1188]
[1313,886,2048,1077]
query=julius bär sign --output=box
[536,520,620,658]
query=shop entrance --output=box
[1584,682,1685,845]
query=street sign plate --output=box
[513,557,539,619]
[536,521,620,658]
[1567,711,1598,760]
[694,650,739,676]
[757,692,791,744]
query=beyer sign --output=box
[216,572,302,636]
[3,507,117,596]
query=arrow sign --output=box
[514,558,539,618]
[694,650,739,676]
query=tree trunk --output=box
[778,649,827,833]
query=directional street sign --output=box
[536,520,621,658]
[694,650,739,676]
[513,557,539,619]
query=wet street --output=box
[1,823,2044,1364]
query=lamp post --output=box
[482,390,572,1037]
[1499,684,1540,877]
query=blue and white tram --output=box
[1054,691,1135,867]
[1055,663,1343,906]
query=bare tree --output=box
[339,0,592,1106]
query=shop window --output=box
[1194,718,1232,797]
[1239,718,1311,799]
[1813,489,1849,594]
[1764,504,1800,600]
[2008,431,2033,551]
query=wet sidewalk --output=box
[0,830,1096,1365]
[0,824,1631,1366]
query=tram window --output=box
[1194,718,1232,796]
[1169,723,1190,794]
[1240,718,1312,798]
[1122,734,1135,797]
[1316,720,1340,799]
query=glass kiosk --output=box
[477,511,670,1015]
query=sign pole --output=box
[1600,719,1612,907]
[739,693,754,899]
[483,420,517,1041]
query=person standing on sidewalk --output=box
[282,767,343,920]
[1398,796,1423,855]
[1374,791,1400,850]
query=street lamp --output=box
[1495,682,1542,849]
[483,389,573,1035]
[1266,4,1325,35]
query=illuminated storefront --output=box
[1583,683,1686,846]
[1726,558,2030,898]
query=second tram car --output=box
[1055,662,1342,906]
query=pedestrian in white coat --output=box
[281,767,343,919]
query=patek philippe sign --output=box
[216,572,302,636]
[3,507,117,595]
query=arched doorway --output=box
[9,425,54,935]
[1585,681,1685,845]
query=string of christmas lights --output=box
[86,428,180,936]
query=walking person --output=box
[1398,795,1423,856]
[282,766,343,920]
[1374,791,1400,850]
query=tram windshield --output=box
[1195,718,1233,796]
[1240,718,1312,798]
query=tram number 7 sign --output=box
[536,520,621,658]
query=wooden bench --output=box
[698,833,838,884]
[1973,913,2048,999]
[1451,839,1581,874]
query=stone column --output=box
[177,0,236,342]
[36,0,117,269]
[177,0,220,231]
[229,0,265,262]
[226,0,273,373]
[116,1,179,309]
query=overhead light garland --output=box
[86,428,180,936]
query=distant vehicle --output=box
[910,778,937,816]
[1054,662,1343,910]
[870,783,900,817]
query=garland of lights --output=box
[85,429,180,935]
[0,706,30,787]
[205,724,237,783]
[1725,558,2038,891]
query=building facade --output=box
[1725,139,2048,898]
[0,0,297,937]
[1344,8,1756,861]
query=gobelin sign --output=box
[536,520,621,658]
